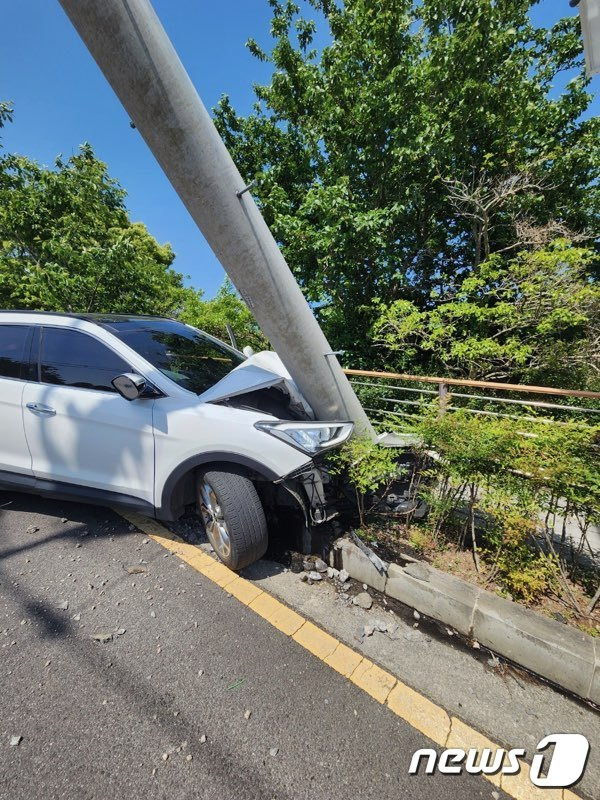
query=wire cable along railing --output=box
[343,369,600,431]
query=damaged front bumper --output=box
[276,463,337,526]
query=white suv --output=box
[0,312,353,569]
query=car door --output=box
[22,325,155,506]
[0,323,35,480]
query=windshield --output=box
[104,318,244,394]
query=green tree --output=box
[374,239,600,388]
[0,143,188,315]
[215,0,599,363]
[179,279,269,351]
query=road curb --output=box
[330,537,600,705]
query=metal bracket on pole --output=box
[236,180,256,198]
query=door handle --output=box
[26,402,56,416]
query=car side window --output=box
[40,327,131,392]
[0,325,31,380]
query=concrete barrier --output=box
[331,537,600,704]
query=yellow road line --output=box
[119,511,582,800]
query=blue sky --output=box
[1,1,597,298]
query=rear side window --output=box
[41,328,131,392]
[0,325,30,380]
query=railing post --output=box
[438,382,449,416]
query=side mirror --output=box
[112,372,147,401]
[242,346,255,358]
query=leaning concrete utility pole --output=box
[58,0,375,438]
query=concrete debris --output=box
[413,610,421,621]
[61,518,68,523]
[362,583,368,590]
[244,710,251,720]
[199,735,207,744]
[57,601,69,610]
[374,620,388,632]
[26,526,39,535]
[72,613,81,622]
[161,752,169,761]
[116,628,126,636]
[92,632,113,644]
[141,538,149,544]
[185,754,193,762]
[307,571,323,582]
[150,611,156,618]
[338,569,349,583]
[299,573,308,582]
[472,640,481,649]
[269,747,279,757]
[314,558,328,573]
[492,793,500,800]
[198,669,204,677]
[126,565,147,575]
[353,592,373,610]
[362,624,375,637]
[9,736,22,747]
[302,559,313,572]
[327,567,339,580]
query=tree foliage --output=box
[214,0,599,364]
[0,144,184,315]
[179,279,269,352]
[374,239,600,387]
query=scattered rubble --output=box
[9,735,22,747]
[338,569,349,583]
[353,592,373,610]
[314,558,328,573]
[92,632,114,644]
[269,747,279,757]
[26,526,39,535]
[57,601,69,611]
[244,709,252,720]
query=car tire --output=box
[196,470,268,570]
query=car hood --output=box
[198,351,314,418]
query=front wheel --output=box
[196,470,268,570]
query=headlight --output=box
[255,420,354,455]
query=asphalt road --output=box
[1,492,511,800]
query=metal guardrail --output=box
[343,369,600,431]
